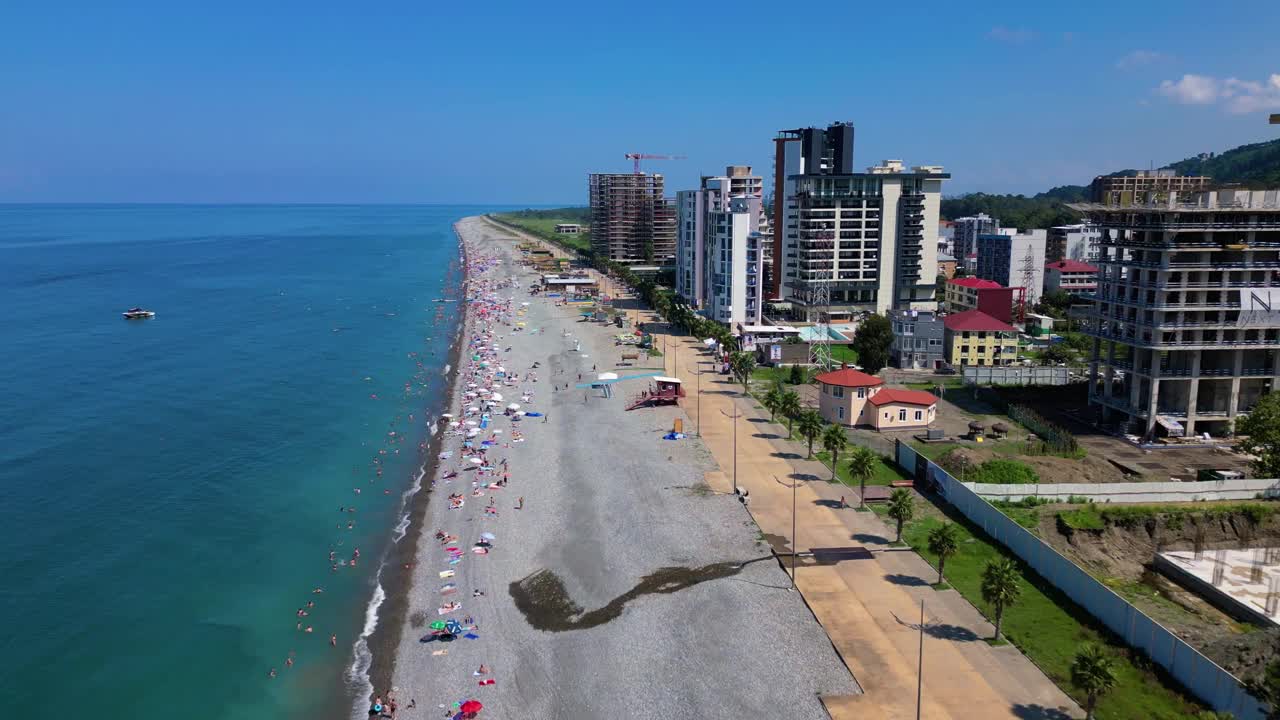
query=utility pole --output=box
[695,369,703,437]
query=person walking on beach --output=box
[516,496,524,510]
[542,414,548,424]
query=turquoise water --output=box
[0,205,490,719]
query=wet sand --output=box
[378,216,856,719]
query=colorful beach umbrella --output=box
[460,700,483,714]
[429,621,447,629]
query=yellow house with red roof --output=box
[815,364,937,430]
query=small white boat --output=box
[122,307,155,319]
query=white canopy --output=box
[507,403,521,410]
[597,372,619,381]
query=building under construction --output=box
[1089,169,1212,206]
[588,173,677,264]
[1072,186,1280,440]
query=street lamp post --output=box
[695,369,703,437]
[719,408,741,494]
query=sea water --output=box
[0,205,494,719]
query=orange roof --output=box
[814,364,883,388]
[868,388,938,407]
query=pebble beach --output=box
[375,216,857,719]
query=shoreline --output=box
[353,221,472,715]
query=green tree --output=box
[886,487,915,543]
[762,382,785,423]
[1043,343,1074,365]
[779,390,801,436]
[851,314,893,375]
[926,523,960,585]
[846,446,879,509]
[980,557,1022,640]
[729,351,756,396]
[796,410,823,458]
[788,363,805,385]
[1035,290,1073,319]
[1071,644,1118,720]
[821,425,849,481]
[1237,392,1280,477]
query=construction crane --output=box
[624,153,686,174]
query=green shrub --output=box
[1066,495,1093,505]
[969,458,1039,485]
[1007,404,1083,457]
[1059,506,1104,531]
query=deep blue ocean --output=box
[0,205,495,719]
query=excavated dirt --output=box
[1037,503,1280,680]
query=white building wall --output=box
[876,178,901,313]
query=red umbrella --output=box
[460,699,483,715]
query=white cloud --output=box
[987,26,1036,44]
[1156,73,1280,114]
[1116,50,1168,70]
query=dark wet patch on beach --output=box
[509,558,769,632]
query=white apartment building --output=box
[1048,223,1101,262]
[706,198,766,326]
[676,166,765,326]
[976,229,1048,305]
[781,160,947,318]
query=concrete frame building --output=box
[781,159,947,318]
[889,308,946,370]
[676,167,766,327]
[1089,170,1212,206]
[1072,187,1280,439]
[976,230,1047,305]
[589,172,677,264]
[1047,223,1101,262]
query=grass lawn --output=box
[828,344,859,365]
[491,214,592,253]
[815,450,911,487]
[875,506,1207,719]
[908,440,963,460]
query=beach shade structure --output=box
[429,620,447,630]
[507,403,520,410]
[440,413,454,419]
[480,532,496,540]
[490,393,503,402]
[469,457,483,464]
[703,338,716,346]
[468,383,478,388]
[991,422,1010,438]
[597,372,619,381]
[460,700,483,715]
[466,420,479,426]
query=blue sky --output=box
[1,0,1278,204]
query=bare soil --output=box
[1036,502,1280,680]
[938,446,1140,485]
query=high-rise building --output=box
[1089,169,1212,206]
[976,229,1047,305]
[588,173,677,264]
[1047,223,1101,262]
[676,166,766,326]
[952,213,999,260]
[771,122,856,300]
[1072,187,1280,440]
[781,159,947,319]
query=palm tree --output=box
[886,488,915,543]
[796,410,823,458]
[763,383,785,423]
[1071,644,1117,720]
[846,446,879,509]
[980,557,1022,641]
[729,351,756,396]
[926,523,960,586]
[779,390,801,436]
[821,425,848,481]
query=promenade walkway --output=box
[646,321,1082,720]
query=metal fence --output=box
[895,441,1267,720]
[962,365,1071,386]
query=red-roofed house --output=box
[815,364,937,430]
[943,277,1015,323]
[943,310,1019,367]
[1043,260,1099,297]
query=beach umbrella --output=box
[469,457,483,464]
[480,532,496,540]
[490,393,503,402]
[597,372,619,381]
[466,420,478,427]
[429,621,447,629]
[507,403,520,410]
[491,429,503,434]
[460,700,483,715]
[440,413,454,419]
